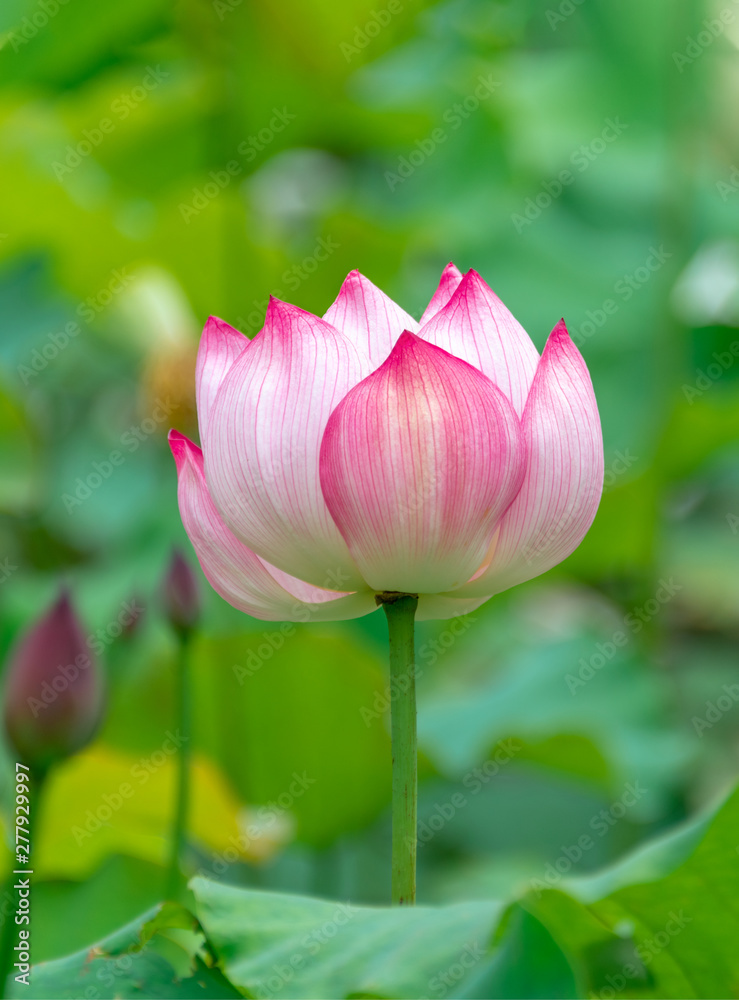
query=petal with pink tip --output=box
[444,321,603,599]
[419,262,464,326]
[320,332,525,595]
[205,298,371,590]
[324,270,419,370]
[196,316,249,442]
[169,431,376,622]
[419,269,539,415]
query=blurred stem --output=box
[381,594,418,906]
[0,767,45,999]
[166,629,192,899]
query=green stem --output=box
[381,594,418,905]
[0,767,45,998]
[166,629,192,899]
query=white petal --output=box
[324,270,419,370]
[445,320,603,599]
[196,316,249,443]
[419,262,464,326]
[205,298,371,590]
[420,269,539,415]
[170,431,376,622]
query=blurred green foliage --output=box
[0,0,738,995]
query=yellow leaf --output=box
[32,742,270,879]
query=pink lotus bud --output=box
[163,549,200,632]
[3,590,104,773]
[169,265,603,622]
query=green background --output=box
[0,0,738,995]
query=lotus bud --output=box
[3,590,104,774]
[163,549,201,633]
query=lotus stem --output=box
[166,628,192,899]
[380,593,418,905]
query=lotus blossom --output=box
[169,265,603,622]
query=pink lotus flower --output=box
[169,265,603,621]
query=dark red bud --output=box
[163,549,200,633]
[3,589,104,774]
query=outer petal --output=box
[205,298,371,590]
[419,262,464,326]
[324,270,419,370]
[196,316,249,442]
[169,431,376,622]
[419,269,539,415]
[319,332,525,594]
[416,592,491,621]
[444,320,603,599]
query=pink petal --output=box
[169,431,376,622]
[204,298,371,590]
[446,320,603,599]
[419,269,539,415]
[324,270,419,370]
[196,316,249,442]
[319,332,525,594]
[419,262,464,326]
[416,592,491,621]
